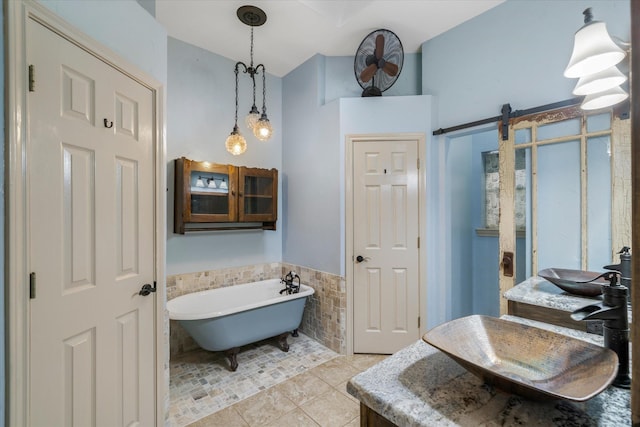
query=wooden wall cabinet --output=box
[174,157,278,233]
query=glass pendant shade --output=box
[225,127,247,155]
[572,66,627,95]
[564,21,626,78]
[581,85,628,110]
[245,105,260,130]
[195,177,205,187]
[253,116,273,141]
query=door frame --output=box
[6,2,167,425]
[345,133,427,355]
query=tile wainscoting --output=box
[282,263,346,355]
[167,263,346,358]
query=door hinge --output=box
[418,316,421,328]
[417,237,420,249]
[29,272,36,299]
[28,65,35,92]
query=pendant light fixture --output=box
[564,8,629,111]
[225,5,273,155]
[225,65,247,155]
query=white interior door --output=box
[353,137,420,354]
[27,18,156,427]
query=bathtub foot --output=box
[226,348,239,372]
[291,329,299,337]
[278,333,290,352]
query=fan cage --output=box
[354,29,404,93]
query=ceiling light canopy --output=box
[225,5,273,156]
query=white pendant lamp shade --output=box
[581,85,629,110]
[572,66,627,95]
[564,21,626,78]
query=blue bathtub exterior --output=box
[177,295,307,352]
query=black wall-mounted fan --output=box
[354,29,404,97]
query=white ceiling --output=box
[156,0,505,77]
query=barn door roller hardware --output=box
[431,96,629,140]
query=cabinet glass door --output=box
[181,160,236,224]
[189,170,230,215]
[239,167,277,222]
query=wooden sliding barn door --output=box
[498,105,630,313]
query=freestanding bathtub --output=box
[167,278,314,371]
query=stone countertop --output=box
[347,318,630,426]
[503,276,602,311]
[504,276,632,323]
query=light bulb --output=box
[225,128,247,155]
[253,116,273,142]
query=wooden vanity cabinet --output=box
[174,157,277,233]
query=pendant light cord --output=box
[234,64,240,130]
[250,27,257,108]
[262,67,267,115]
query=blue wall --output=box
[281,53,429,276]
[282,55,341,274]
[442,128,501,319]
[165,37,283,276]
[423,0,630,130]
[39,0,167,84]
[470,130,500,317]
[445,134,474,319]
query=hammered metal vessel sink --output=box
[422,315,618,401]
[538,268,606,296]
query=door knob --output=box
[355,255,369,263]
[139,283,156,296]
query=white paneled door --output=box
[27,18,156,427]
[353,138,420,354]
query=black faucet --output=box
[279,271,301,294]
[603,246,631,301]
[571,271,631,388]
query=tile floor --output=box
[169,333,384,427]
[186,354,387,427]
